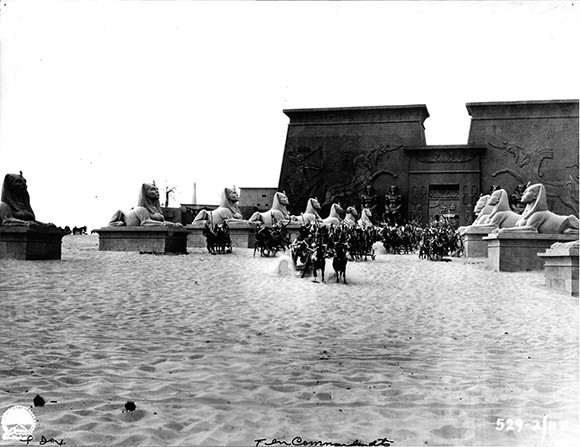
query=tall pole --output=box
[193,183,197,204]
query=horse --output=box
[332,243,348,284]
[301,243,326,283]
[321,203,344,226]
[72,226,87,235]
[202,224,218,254]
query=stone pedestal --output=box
[95,226,190,253]
[538,241,579,296]
[0,226,68,260]
[187,222,305,250]
[483,232,579,272]
[460,226,494,257]
[187,221,258,249]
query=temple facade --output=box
[277,100,579,226]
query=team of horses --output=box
[199,198,464,281]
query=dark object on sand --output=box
[33,394,45,407]
[124,401,136,412]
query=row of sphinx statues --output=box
[458,185,579,235]
[0,172,577,235]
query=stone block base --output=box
[483,232,579,272]
[95,226,190,253]
[0,226,68,260]
[187,222,304,250]
[538,241,579,296]
[460,226,494,257]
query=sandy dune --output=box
[0,235,578,446]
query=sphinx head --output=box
[474,194,490,214]
[521,184,543,204]
[145,184,160,201]
[276,191,289,206]
[309,198,321,211]
[6,173,28,193]
[346,206,358,218]
[487,189,504,206]
[226,188,239,203]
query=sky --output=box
[0,0,578,230]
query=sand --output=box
[0,235,578,447]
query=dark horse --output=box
[301,244,326,283]
[332,243,349,284]
[72,226,87,235]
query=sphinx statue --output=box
[498,183,579,234]
[358,207,374,229]
[0,172,55,227]
[321,203,344,226]
[248,191,291,226]
[468,189,521,232]
[343,206,358,227]
[292,197,322,224]
[193,187,244,226]
[472,194,494,224]
[109,183,182,227]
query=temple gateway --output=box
[277,100,579,226]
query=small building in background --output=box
[179,204,218,225]
[238,187,277,219]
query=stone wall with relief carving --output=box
[467,100,579,216]
[277,105,430,216]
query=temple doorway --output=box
[428,184,460,225]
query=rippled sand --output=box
[0,235,578,446]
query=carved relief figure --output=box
[248,191,291,226]
[490,142,578,215]
[498,183,579,234]
[360,184,382,220]
[193,187,244,226]
[284,147,324,206]
[509,183,527,214]
[0,172,55,227]
[109,183,183,227]
[383,185,403,225]
[323,144,400,208]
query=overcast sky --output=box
[0,0,578,230]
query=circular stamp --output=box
[1,405,37,441]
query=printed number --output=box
[496,419,505,431]
[505,418,515,431]
[532,420,542,431]
[514,419,524,432]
